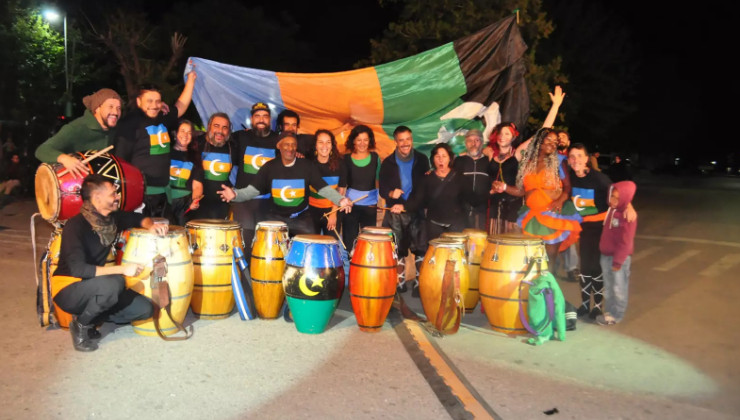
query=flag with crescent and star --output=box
[185,15,528,159]
[169,160,194,188]
[146,124,171,155]
[243,146,276,175]
[571,187,597,216]
[202,152,232,182]
[271,179,305,207]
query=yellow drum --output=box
[186,219,242,319]
[462,229,487,313]
[418,239,469,334]
[47,228,116,329]
[479,234,547,334]
[251,221,289,319]
[121,226,194,336]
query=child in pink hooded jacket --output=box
[597,181,637,325]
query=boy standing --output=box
[597,181,637,325]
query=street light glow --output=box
[42,10,60,22]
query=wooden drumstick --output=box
[56,145,115,177]
[331,227,347,250]
[376,206,405,213]
[321,194,369,219]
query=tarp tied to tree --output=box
[188,15,529,158]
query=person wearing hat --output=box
[218,131,353,236]
[231,101,279,256]
[452,128,491,230]
[35,88,122,178]
[114,69,197,218]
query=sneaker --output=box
[589,307,602,320]
[596,314,617,326]
[576,306,589,318]
[397,282,408,293]
[566,268,581,283]
[411,282,420,298]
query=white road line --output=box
[637,235,740,248]
[699,254,740,277]
[631,246,662,263]
[654,250,701,272]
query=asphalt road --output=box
[0,174,738,420]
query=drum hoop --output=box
[35,163,63,221]
[185,219,242,230]
[292,234,338,245]
[256,221,289,229]
[128,226,187,238]
[487,234,544,246]
[428,238,464,248]
[357,233,392,242]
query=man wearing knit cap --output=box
[452,128,490,230]
[35,88,122,178]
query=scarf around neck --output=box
[80,201,117,247]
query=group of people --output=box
[35,74,636,351]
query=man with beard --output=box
[232,102,279,255]
[218,132,353,235]
[35,88,122,178]
[114,70,197,217]
[277,109,313,159]
[452,129,490,230]
[379,126,430,293]
[52,174,168,351]
[190,112,235,219]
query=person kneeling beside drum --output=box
[53,174,169,352]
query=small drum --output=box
[35,150,145,223]
[46,228,116,329]
[186,219,242,319]
[349,233,398,332]
[251,221,290,319]
[461,229,488,313]
[283,235,344,334]
[121,226,194,336]
[479,234,547,334]
[418,238,469,334]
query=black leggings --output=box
[579,222,604,311]
[341,205,377,252]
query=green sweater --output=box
[35,110,112,163]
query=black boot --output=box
[69,318,98,352]
[88,327,101,340]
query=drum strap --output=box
[150,255,193,341]
[434,260,463,334]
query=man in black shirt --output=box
[114,70,197,217]
[452,129,491,230]
[53,174,169,352]
[218,132,353,235]
[191,112,235,219]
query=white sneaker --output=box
[596,314,617,326]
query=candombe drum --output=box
[418,238,469,334]
[479,234,547,334]
[121,226,194,336]
[47,229,116,329]
[186,219,242,319]
[250,221,290,319]
[462,229,488,313]
[349,233,398,332]
[441,231,480,312]
[283,235,344,334]
[35,150,145,223]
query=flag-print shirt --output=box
[232,129,279,198]
[168,149,203,199]
[195,134,237,215]
[569,169,611,222]
[114,107,179,187]
[309,159,347,209]
[251,158,329,217]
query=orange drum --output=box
[349,233,398,332]
[250,221,289,319]
[462,229,488,313]
[479,234,547,334]
[46,228,116,328]
[418,239,469,334]
[186,219,242,319]
[35,150,145,223]
[122,227,194,336]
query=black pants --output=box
[143,193,170,219]
[341,205,377,252]
[465,206,488,231]
[169,195,193,227]
[232,199,268,260]
[268,210,316,237]
[309,206,342,236]
[424,218,465,252]
[579,221,605,311]
[53,274,153,326]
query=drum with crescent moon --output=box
[251,221,290,319]
[186,219,242,319]
[349,233,398,332]
[282,235,344,334]
[35,150,144,223]
[121,226,194,336]
[418,238,469,334]
[479,234,547,334]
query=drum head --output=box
[441,232,467,242]
[487,233,544,246]
[256,221,289,229]
[357,233,391,242]
[462,229,487,239]
[35,164,61,222]
[128,225,187,238]
[361,226,393,235]
[292,234,337,244]
[428,238,465,249]
[186,219,242,230]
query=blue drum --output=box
[283,235,345,334]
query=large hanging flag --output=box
[186,15,528,158]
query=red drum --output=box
[35,150,145,223]
[349,233,398,332]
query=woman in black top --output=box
[309,130,347,235]
[341,125,380,251]
[168,120,203,225]
[488,122,523,235]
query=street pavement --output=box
[0,174,739,420]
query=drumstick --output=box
[184,195,204,215]
[321,194,369,219]
[331,227,347,250]
[56,145,115,177]
[376,206,405,213]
